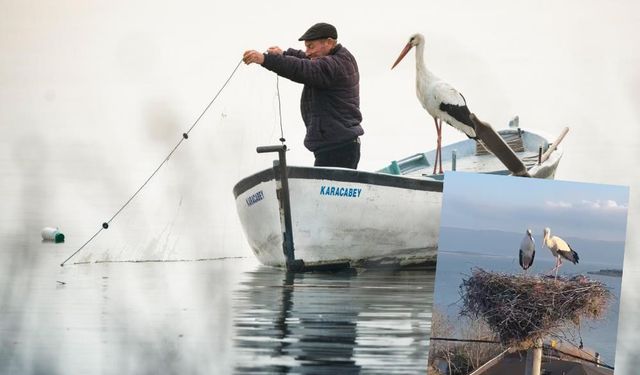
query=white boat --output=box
[233,122,565,270]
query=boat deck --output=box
[378,128,553,178]
[405,149,540,178]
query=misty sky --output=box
[441,171,629,242]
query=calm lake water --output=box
[234,266,434,374]
[0,239,434,374]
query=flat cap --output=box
[298,22,338,41]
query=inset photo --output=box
[428,172,629,375]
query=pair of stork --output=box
[519,228,580,278]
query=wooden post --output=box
[538,146,543,165]
[525,349,533,375]
[452,150,457,171]
[531,338,543,375]
[256,144,304,272]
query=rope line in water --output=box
[72,256,247,265]
[60,58,243,267]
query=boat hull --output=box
[234,167,443,267]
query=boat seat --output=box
[521,155,540,169]
[475,131,524,155]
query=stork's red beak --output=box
[391,42,413,69]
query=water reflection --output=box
[233,266,435,374]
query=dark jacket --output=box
[262,44,364,151]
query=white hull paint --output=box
[234,128,562,268]
[235,168,442,267]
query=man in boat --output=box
[242,22,364,169]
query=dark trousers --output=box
[313,138,361,169]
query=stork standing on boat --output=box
[519,229,536,274]
[391,33,477,174]
[543,227,579,279]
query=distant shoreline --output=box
[587,269,623,277]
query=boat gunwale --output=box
[232,166,444,198]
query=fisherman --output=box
[243,22,364,169]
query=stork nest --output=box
[460,268,612,349]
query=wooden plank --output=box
[541,127,570,163]
[470,114,530,177]
[476,132,524,155]
[469,348,512,375]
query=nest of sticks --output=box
[460,268,612,349]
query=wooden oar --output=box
[470,113,530,177]
[541,127,570,163]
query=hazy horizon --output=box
[440,225,627,245]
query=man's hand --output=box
[267,46,283,55]
[243,50,265,65]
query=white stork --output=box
[519,229,536,273]
[391,33,477,174]
[543,227,580,279]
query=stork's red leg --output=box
[434,119,442,174]
[549,256,559,274]
[555,257,561,280]
[437,119,444,174]
[433,118,439,174]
